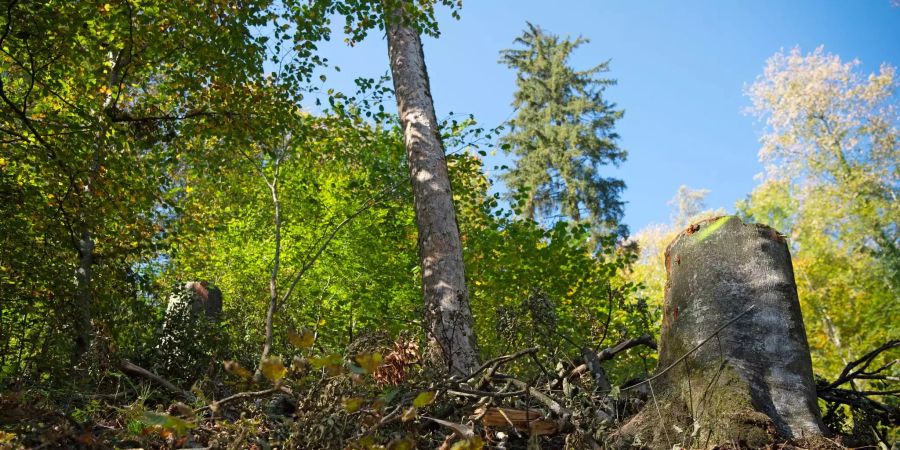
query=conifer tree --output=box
[500,23,627,239]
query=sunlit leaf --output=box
[140,411,195,436]
[354,352,382,374]
[386,437,415,450]
[287,329,315,349]
[260,356,288,383]
[449,436,484,450]
[412,391,435,408]
[224,360,252,380]
[401,406,417,422]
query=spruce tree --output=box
[500,23,627,239]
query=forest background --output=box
[0,0,897,448]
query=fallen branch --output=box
[465,347,538,387]
[595,334,657,361]
[194,385,293,414]
[119,359,193,401]
[576,334,658,392]
[493,374,573,432]
[820,339,899,392]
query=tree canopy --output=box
[500,23,628,240]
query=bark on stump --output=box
[165,281,222,321]
[615,216,825,448]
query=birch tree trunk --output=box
[72,223,95,362]
[384,3,479,376]
[615,216,825,448]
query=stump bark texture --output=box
[616,216,824,448]
[166,281,222,321]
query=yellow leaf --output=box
[287,329,315,349]
[343,397,364,413]
[412,391,435,408]
[260,356,287,384]
[309,353,344,376]
[449,437,484,450]
[401,406,417,422]
[140,411,195,436]
[223,360,252,380]
[386,437,415,450]
[354,352,382,374]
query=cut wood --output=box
[482,407,558,436]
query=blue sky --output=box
[306,1,900,233]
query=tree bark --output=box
[615,216,825,448]
[384,3,479,376]
[258,173,281,376]
[72,224,95,362]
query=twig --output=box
[119,359,193,401]
[193,385,293,414]
[498,408,522,438]
[465,347,538,388]
[493,375,573,432]
[622,305,755,391]
[821,339,899,391]
[353,404,403,440]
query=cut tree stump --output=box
[614,216,826,449]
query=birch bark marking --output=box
[385,5,479,376]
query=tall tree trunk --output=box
[72,223,95,361]
[384,4,479,376]
[72,149,101,364]
[258,177,281,375]
[71,48,131,364]
[615,216,825,449]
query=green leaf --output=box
[412,391,435,408]
[140,411,195,436]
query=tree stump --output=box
[165,281,222,321]
[156,281,224,383]
[615,216,825,448]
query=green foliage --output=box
[0,0,276,378]
[739,47,899,378]
[154,285,228,386]
[451,153,654,380]
[499,23,627,239]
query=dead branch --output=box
[820,339,898,392]
[492,374,573,432]
[119,359,193,401]
[575,334,658,391]
[194,385,293,414]
[465,347,538,388]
